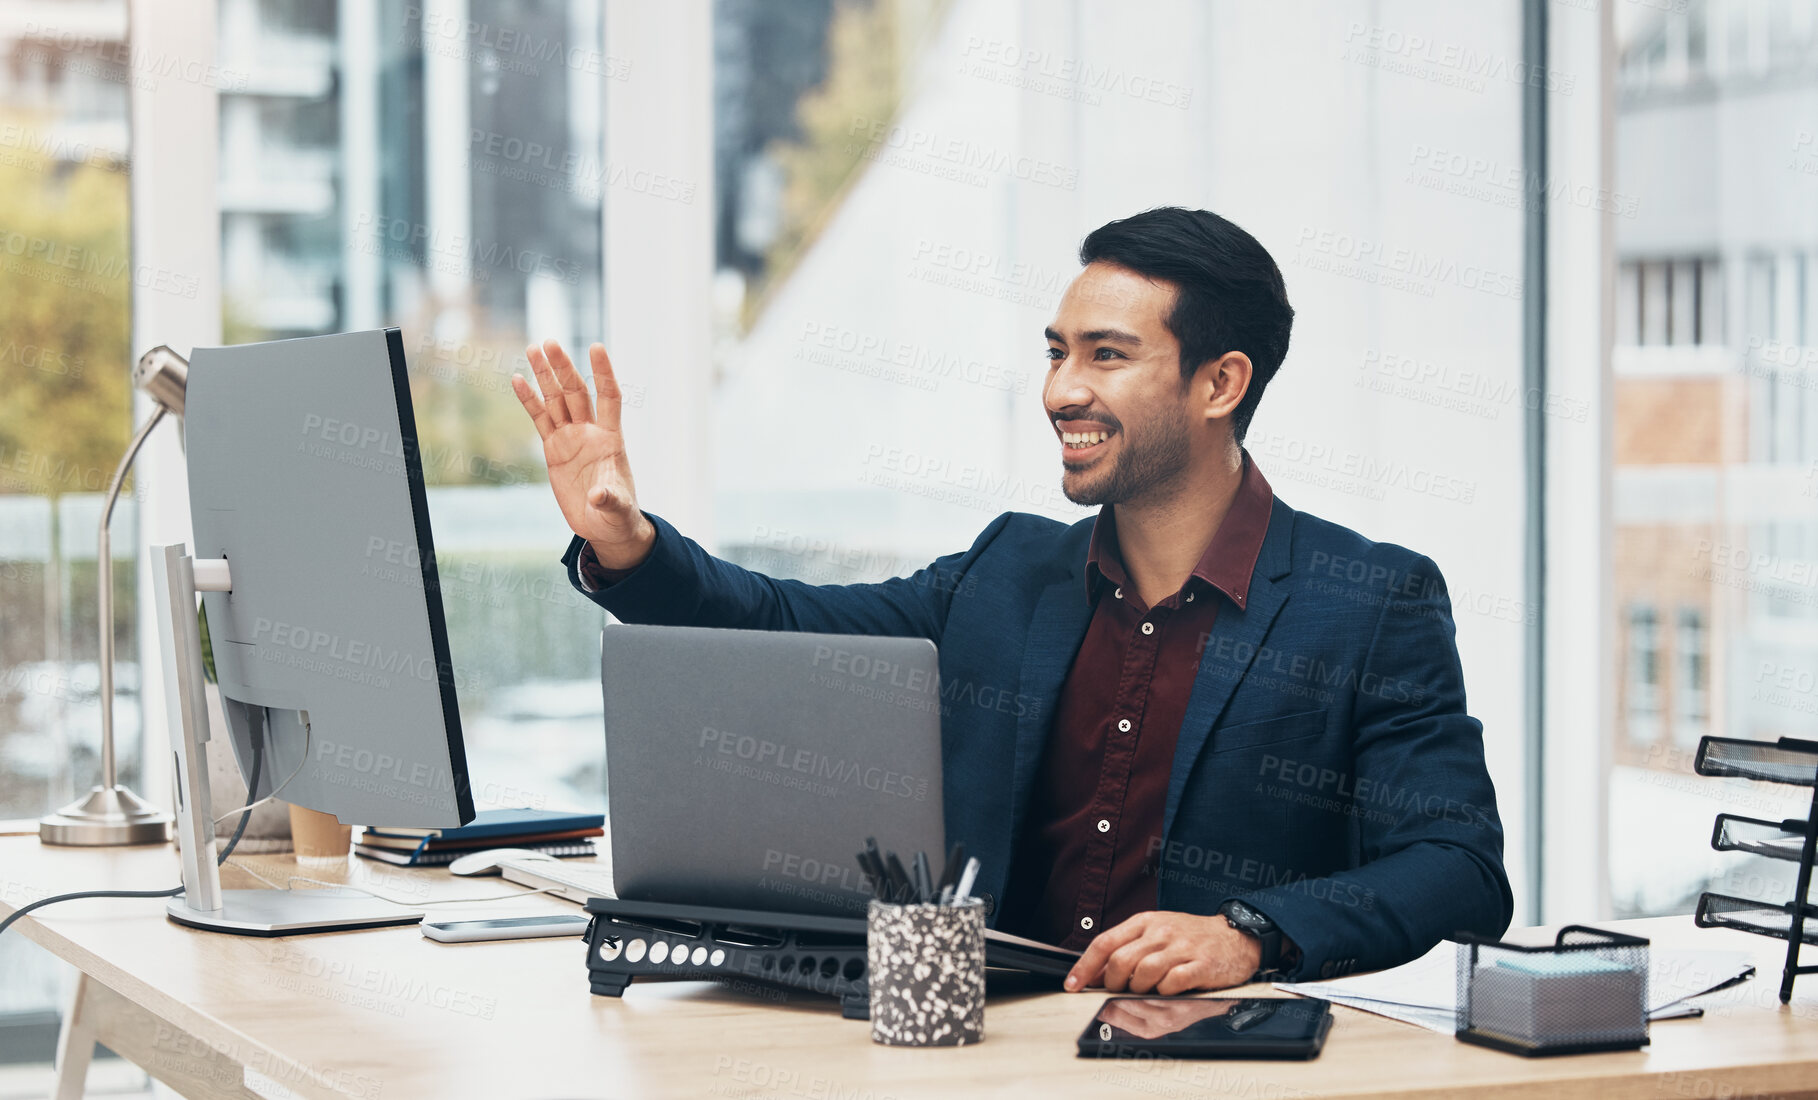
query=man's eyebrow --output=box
[1082,328,1142,345]
[1044,327,1143,345]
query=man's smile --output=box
[1057,420,1117,460]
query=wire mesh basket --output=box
[1711,813,1812,862]
[1455,925,1650,1056]
[1694,736,1818,787]
[1695,892,1818,947]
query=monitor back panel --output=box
[186,329,470,827]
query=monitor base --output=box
[166,889,423,936]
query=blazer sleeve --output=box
[1225,551,1515,981]
[560,511,1015,641]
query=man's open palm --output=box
[512,339,654,570]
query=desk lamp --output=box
[38,346,188,846]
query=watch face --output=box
[1224,901,1266,931]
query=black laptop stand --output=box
[580,897,1074,1020]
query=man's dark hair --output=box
[1078,207,1293,444]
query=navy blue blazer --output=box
[562,493,1513,981]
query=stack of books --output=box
[353,807,605,867]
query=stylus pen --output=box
[912,851,932,903]
[951,857,981,903]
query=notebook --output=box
[360,807,605,843]
[353,837,599,867]
[354,826,603,853]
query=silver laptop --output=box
[589,623,946,917]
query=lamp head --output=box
[134,345,188,414]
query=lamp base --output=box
[39,785,174,846]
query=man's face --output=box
[1043,262,1195,507]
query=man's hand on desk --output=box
[1064,910,1273,995]
[512,338,656,572]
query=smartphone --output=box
[420,914,591,943]
[1077,997,1333,1060]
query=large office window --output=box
[709,0,1537,910]
[1608,0,1818,918]
[1623,605,1661,744]
[1673,606,1709,748]
[0,0,137,1072]
[212,0,615,813]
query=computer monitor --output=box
[151,328,473,934]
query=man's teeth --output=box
[1062,431,1109,448]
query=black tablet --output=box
[1076,996,1333,1060]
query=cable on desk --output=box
[0,740,266,940]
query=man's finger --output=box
[526,344,569,427]
[1156,959,1216,997]
[1102,935,1164,992]
[1128,945,1197,994]
[590,344,622,431]
[542,338,594,426]
[1066,914,1150,991]
[511,374,555,440]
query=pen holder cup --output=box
[1455,925,1650,1057]
[867,898,986,1047]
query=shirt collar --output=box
[1084,450,1275,611]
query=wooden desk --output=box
[4,836,1816,1099]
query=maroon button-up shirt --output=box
[1001,454,1274,949]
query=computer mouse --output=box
[446,848,561,877]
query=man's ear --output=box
[1198,351,1253,426]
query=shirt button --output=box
[1080,916,1095,931]
[1185,592,1195,603]
[1140,621,1154,635]
[1117,718,1132,732]
[1096,818,1111,833]
[1113,587,1123,599]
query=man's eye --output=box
[1046,347,1065,362]
[1094,347,1123,361]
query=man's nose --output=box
[1044,360,1094,411]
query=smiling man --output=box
[513,206,1512,993]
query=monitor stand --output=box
[150,543,424,936]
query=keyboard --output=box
[496,855,618,905]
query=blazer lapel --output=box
[1163,499,1297,839]
[1010,576,1094,833]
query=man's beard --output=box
[1061,412,1192,506]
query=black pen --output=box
[912,851,932,903]
[886,852,917,903]
[863,850,891,898]
[936,843,965,895]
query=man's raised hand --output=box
[512,339,655,571]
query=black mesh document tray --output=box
[1454,925,1650,1057]
[1691,735,1818,1003]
